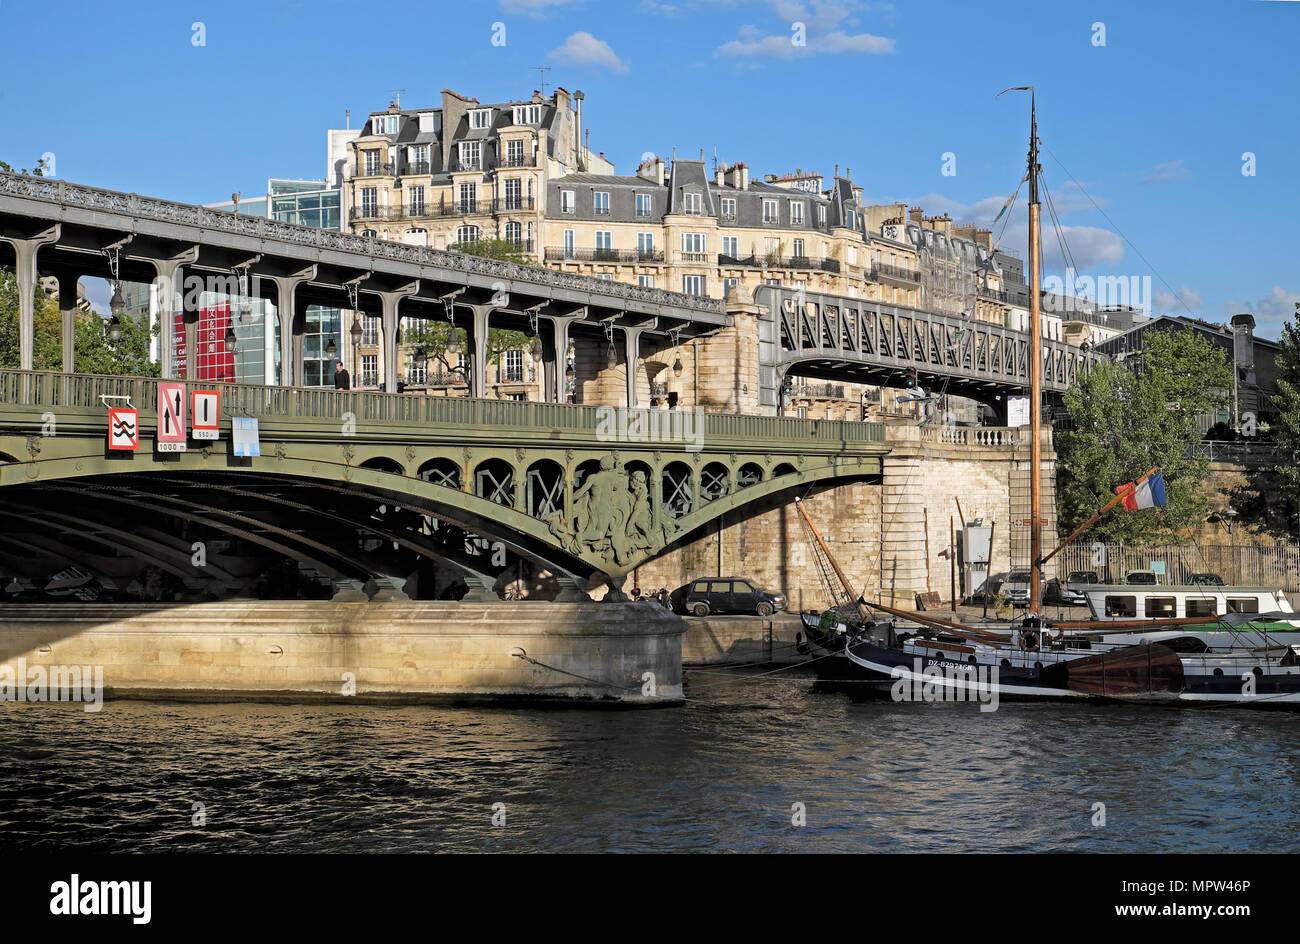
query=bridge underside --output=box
[0,452,880,604]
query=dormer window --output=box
[683,192,702,215]
[513,104,541,125]
[459,141,481,170]
[373,115,398,135]
[469,109,492,129]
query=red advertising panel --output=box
[173,301,236,383]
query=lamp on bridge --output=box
[325,338,338,358]
[106,244,125,342]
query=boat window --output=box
[1146,597,1176,618]
[1104,595,1137,617]
[692,581,709,592]
[709,581,731,594]
[1186,598,1217,617]
[1227,597,1260,614]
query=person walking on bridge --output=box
[334,361,351,390]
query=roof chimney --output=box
[574,89,585,171]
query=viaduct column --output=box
[1,225,59,371]
[152,246,199,380]
[464,302,496,398]
[378,282,419,392]
[542,309,583,403]
[264,266,317,387]
[618,320,655,408]
[55,269,80,373]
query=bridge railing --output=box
[0,370,887,446]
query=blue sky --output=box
[2,0,1297,333]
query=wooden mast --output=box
[1027,90,1044,616]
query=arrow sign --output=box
[157,381,187,452]
[108,408,139,451]
[192,390,220,441]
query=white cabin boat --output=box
[1083,584,1295,622]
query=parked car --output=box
[1125,570,1159,585]
[1189,572,1224,586]
[683,577,786,617]
[1044,570,1099,606]
[1001,570,1046,607]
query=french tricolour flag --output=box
[1116,471,1168,511]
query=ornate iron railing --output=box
[0,171,724,316]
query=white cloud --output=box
[717,0,895,58]
[548,32,629,73]
[1225,286,1300,330]
[1154,286,1204,313]
[999,223,1124,271]
[500,0,586,15]
[1141,160,1191,185]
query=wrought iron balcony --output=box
[870,263,921,284]
[718,253,839,273]
[502,154,537,168]
[402,161,432,176]
[545,247,665,263]
[979,286,1008,302]
[356,161,394,178]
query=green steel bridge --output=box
[0,370,888,601]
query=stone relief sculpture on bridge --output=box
[541,454,679,567]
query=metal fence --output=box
[1057,541,1300,591]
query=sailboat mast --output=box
[1027,91,1044,615]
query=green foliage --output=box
[1056,326,1231,542]
[1272,302,1300,515]
[0,268,157,375]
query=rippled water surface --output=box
[1,668,1296,853]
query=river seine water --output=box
[1,667,1296,853]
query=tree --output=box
[1272,302,1300,517]
[1056,326,1231,542]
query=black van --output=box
[683,577,786,617]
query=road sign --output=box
[232,417,260,457]
[192,390,220,440]
[108,408,139,451]
[157,381,187,452]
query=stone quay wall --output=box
[0,601,685,706]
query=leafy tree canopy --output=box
[1056,326,1231,542]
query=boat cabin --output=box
[1083,585,1293,621]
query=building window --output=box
[505,140,525,166]
[845,210,856,230]
[595,231,613,251]
[504,178,522,210]
[594,191,610,215]
[681,232,706,255]
[456,225,480,244]
[563,229,575,258]
[360,187,377,217]
[502,349,523,382]
[721,236,738,259]
[361,315,379,346]
[763,199,779,223]
[721,197,736,220]
[792,238,805,259]
[682,275,705,296]
[505,220,522,246]
[372,115,397,135]
[458,182,477,212]
[361,354,378,387]
[723,277,739,298]
[599,273,613,280]
[638,275,655,289]
[459,141,481,169]
[637,232,655,255]
[363,150,380,176]
[683,192,702,215]
[407,145,429,174]
[817,205,826,226]
[469,109,491,129]
[636,193,653,217]
[790,201,805,225]
[512,105,540,125]
[408,185,425,216]
[560,189,575,213]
